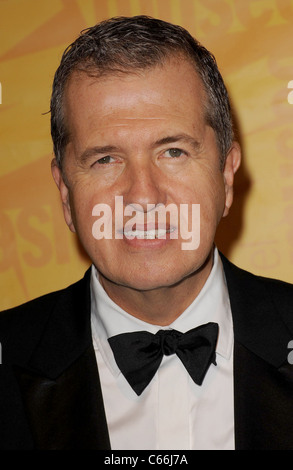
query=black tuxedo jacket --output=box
[1,253,293,450]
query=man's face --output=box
[52,57,240,294]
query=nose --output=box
[122,160,166,211]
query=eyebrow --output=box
[79,134,201,164]
[153,134,201,152]
[79,145,120,164]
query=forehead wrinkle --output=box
[112,117,166,120]
[96,117,166,128]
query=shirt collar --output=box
[90,247,233,377]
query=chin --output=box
[126,276,178,291]
[111,265,195,292]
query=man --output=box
[1,15,293,450]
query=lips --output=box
[123,227,176,239]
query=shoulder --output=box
[220,252,293,329]
[0,269,91,354]
[221,251,293,293]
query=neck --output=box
[98,252,214,326]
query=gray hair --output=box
[50,15,234,170]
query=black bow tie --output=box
[108,322,219,395]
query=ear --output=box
[51,158,76,233]
[222,142,241,218]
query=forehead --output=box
[64,57,206,117]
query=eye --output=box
[165,148,185,158]
[96,155,114,164]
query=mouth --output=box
[123,227,176,239]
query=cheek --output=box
[69,186,100,237]
[183,170,225,209]
[180,173,226,240]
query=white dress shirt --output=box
[90,248,234,450]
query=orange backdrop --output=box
[1,0,293,310]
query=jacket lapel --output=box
[233,342,293,450]
[14,268,111,450]
[15,346,110,450]
[221,254,293,449]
